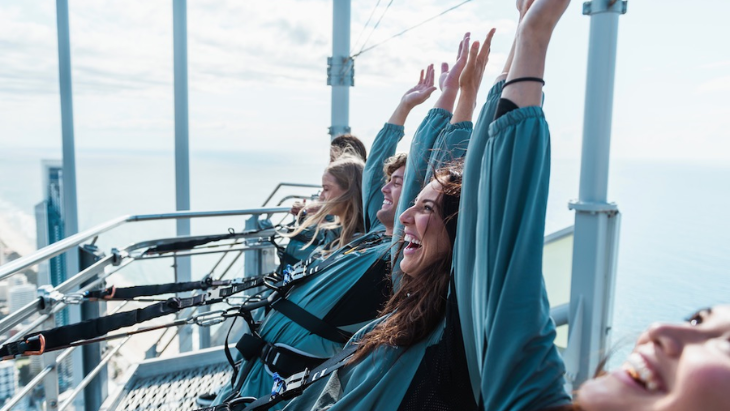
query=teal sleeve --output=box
[454,103,570,410]
[362,123,405,233]
[390,108,452,281]
[424,120,473,182]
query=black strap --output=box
[270,298,351,344]
[0,295,204,357]
[503,76,545,87]
[196,344,358,411]
[85,274,271,301]
[0,275,267,358]
[240,344,359,411]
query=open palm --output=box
[401,64,437,108]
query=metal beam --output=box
[328,0,352,139]
[565,0,627,387]
[173,0,193,353]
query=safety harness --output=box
[196,343,359,411]
[0,274,278,360]
[218,231,389,406]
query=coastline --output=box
[0,210,35,263]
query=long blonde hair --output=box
[285,154,365,252]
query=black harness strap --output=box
[270,299,351,344]
[145,231,241,255]
[84,274,273,301]
[195,344,359,411]
[0,294,204,357]
[0,277,268,358]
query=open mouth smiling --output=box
[403,234,422,254]
[621,352,665,393]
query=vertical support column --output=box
[79,245,107,411]
[328,0,352,139]
[42,316,60,411]
[173,0,193,353]
[55,1,84,407]
[565,0,627,388]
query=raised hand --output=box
[451,29,497,123]
[438,32,470,92]
[388,65,437,125]
[400,64,437,109]
[459,29,496,97]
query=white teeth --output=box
[624,352,661,392]
[383,199,392,205]
[404,234,421,245]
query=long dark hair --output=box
[351,160,463,362]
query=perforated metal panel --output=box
[115,363,230,410]
[102,347,233,411]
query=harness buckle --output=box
[270,372,286,399]
[281,369,309,399]
[269,369,310,400]
[282,264,306,286]
[62,293,85,305]
[194,310,226,327]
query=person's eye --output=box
[686,308,712,326]
[424,205,434,212]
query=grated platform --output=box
[102,347,233,411]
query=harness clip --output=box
[2,334,46,358]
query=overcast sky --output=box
[1,0,729,162]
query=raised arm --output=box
[427,29,496,181]
[455,1,572,410]
[390,33,471,254]
[362,68,436,233]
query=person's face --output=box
[376,166,405,234]
[319,172,345,202]
[398,181,451,277]
[577,304,730,411]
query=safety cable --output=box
[352,0,473,58]
[351,0,384,54]
[354,0,396,58]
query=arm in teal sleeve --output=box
[424,121,473,182]
[362,123,404,233]
[389,108,452,277]
[455,105,570,410]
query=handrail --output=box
[0,207,288,280]
[261,183,322,207]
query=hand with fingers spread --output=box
[452,29,497,123]
[459,29,496,97]
[400,64,437,109]
[434,33,471,113]
[438,32,471,92]
[388,65,437,125]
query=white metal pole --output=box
[173,0,193,353]
[55,1,85,408]
[565,0,626,387]
[329,0,352,139]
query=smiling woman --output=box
[574,306,730,411]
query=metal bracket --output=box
[327,56,355,87]
[568,200,619,217]
[37,285,64,314]
[328,126,352,136]
[583,0,628,15]
[111,248,122,266]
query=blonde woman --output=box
[284,153,365,255]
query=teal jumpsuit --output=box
[214,117,451,409]
[282,81,570,411]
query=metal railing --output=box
[0,206,289,411]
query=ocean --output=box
[1,147,730,367]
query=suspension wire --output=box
[351,0,383,55]
[355,0,396,57]
[352,0,474,59]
